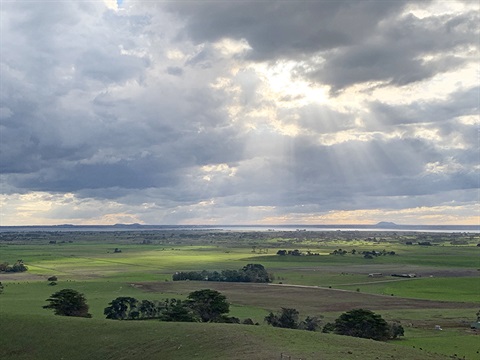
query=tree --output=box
[299,315,321,331]
[104,297,138,320]
[0,281,4,294]
[138,299,158,319]
[187,289,230,322]
[265,308,320,331]
[242,263,271,283]
[265,308,299,329]
[43,289,91,318]
[161,298,198,322]
[11,260,28,272]
[333,309,390,341]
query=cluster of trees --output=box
[0,260,28,273]
[322,309,404,341]
[0,282,3,294]
[276,249,320,256]
[172,264,271,283]
[265,308,320,331]
[42,289,405,342]
[264,308,403,341]
[103,289,254,324]
[362,250,395,259]
[330,248,348,255]
[44,288,240,323]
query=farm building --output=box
[391,273,417,278]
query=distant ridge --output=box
[374,221,399,228]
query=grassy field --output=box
[0,229,479,359]
[0,312,457,360]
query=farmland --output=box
[0,229,479,359]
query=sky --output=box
[0,0,479,226]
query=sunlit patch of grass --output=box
[337,277,480,303]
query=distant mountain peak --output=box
[375,221,398,227]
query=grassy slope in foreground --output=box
[0,313,451,360]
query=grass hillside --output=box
[0,313,451,360]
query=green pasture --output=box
[1,230,479,359]
[0,312,453,360]
[337,277,480,303]
[400,327,480,360]
[253,245,480,268]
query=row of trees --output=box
[103,289,235,323]
[0,260,28,273]
[276,249,320,256]
[172,264,271,283]
[276,249,396,259]
[43,288,247,324]
[328,249,396,257]
[265,308,403,341]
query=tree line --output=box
[264,307,403,340]
[276,249,396,259]
[172,263,271,283]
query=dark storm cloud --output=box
[0,3,179,192]
[163,1,478,92]
[310,10,479,92]
[164,0,408,60]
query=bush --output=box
[242,318,255,325]
[265,308,321,331]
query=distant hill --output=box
[374,221,399,228]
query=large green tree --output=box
[333,309,390,341]
[43,289,91,318]
[242,263,271,283]
[187,289,230,322]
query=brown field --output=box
[136,281,477,314]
